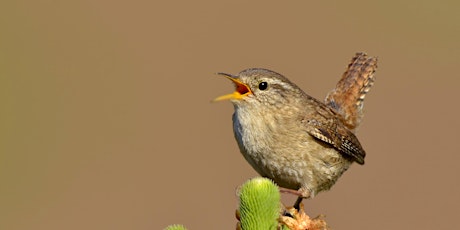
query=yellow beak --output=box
[213,73,252,102]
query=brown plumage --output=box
[325,52,378,131]
[214,53,378,208]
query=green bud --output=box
[238,177,281,230]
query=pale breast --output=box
[232,107,353,195]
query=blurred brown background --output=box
[1,1,459,229]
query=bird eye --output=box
[258,82,268,90]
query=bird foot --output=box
[280,203,329,230]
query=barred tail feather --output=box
[325,52,378,131]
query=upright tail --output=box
[325,52,378,131]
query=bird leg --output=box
[279,187,304,196]
[293,196,303,211]
[279,187,311,211]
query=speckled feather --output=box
[301,99,366,165]
[325,52,378,131]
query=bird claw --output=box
[280,203,329,230]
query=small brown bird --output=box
[214,53,377,207]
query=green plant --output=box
[237,177,281,230]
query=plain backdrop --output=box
[1,1,459,229]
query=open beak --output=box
[213,72,252,102]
